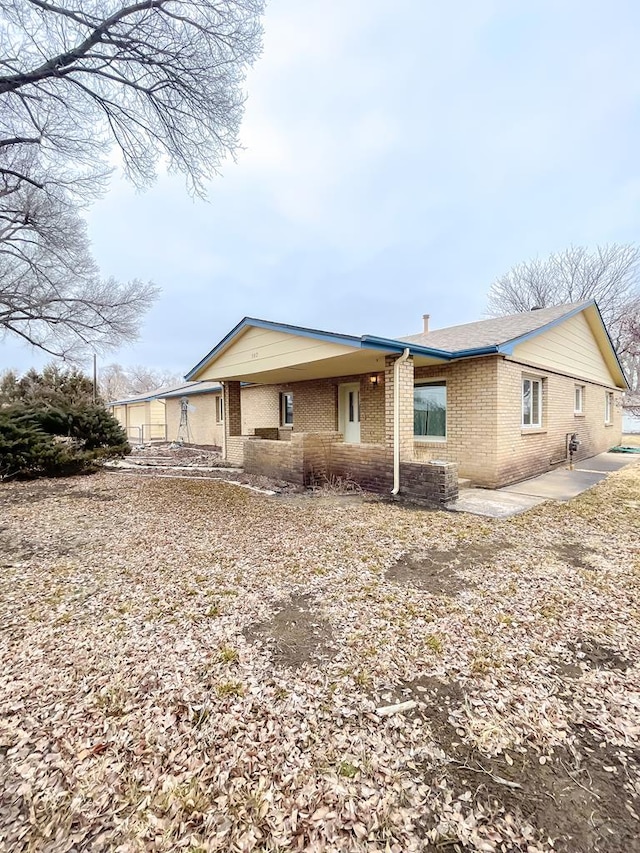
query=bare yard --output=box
[1,464,639,852]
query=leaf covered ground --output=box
[1,462,639,852]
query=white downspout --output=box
[220,382,227,462]
[391,348,410,495]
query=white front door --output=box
[339,383,361,444]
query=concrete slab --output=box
[501,468,606,500]
[447,452,639,517]
[446,488,546,518]
[574,451,640,474]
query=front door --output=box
[339,383,361,444]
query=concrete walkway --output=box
[447,451,639,518]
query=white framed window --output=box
[522,376,542,428]
[414,381,446,440]
[280,392,293,427]
[215,395,224,423]
[574,385,584,415]
[605,391,614,424]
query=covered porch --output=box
[187,318,459,503]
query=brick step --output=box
[457,478,472,490]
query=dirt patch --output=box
[399,678,640,852]
[243,595,336,669]
[550,659,583,679]
[415,708,640,852]
[386,543,502,594]
[554,541,599,571]
[571,638,632,671]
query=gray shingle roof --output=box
[108,379,220,406]
[400,302,590,352]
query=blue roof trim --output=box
[361,334,452,360]
[185,302,628,387]
[449,345,500,359]
[186,317,454,379]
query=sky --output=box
[4,0,640,378]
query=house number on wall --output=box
[251,351,259,359]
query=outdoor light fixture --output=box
[369,374,382,386]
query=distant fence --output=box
[125,424,167,444]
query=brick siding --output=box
[495,358,623,486]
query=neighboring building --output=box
[108,380,223,446]
[161,381,223,448]
[184,301,627,498]
[109,387,169,444]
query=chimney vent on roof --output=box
[422,313,430,333]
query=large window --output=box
[414,381,446,440]
[280,392,293,426]
[522,376,542,428]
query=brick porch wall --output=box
[242,431,458,503]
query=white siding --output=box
[511,312,617,387]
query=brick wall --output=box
[241,431,458,503]
[413,357,499,484]
[385,354,414,460]
[239,374,385,439]
[360,375,385,443]
[409,355,622,488]
[495,358,623,486]
[401,460,459,503]
[241,385,280,433]
[243,438,300,482]
[224,382,242,437]
[225,436,246,466]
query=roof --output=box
[158,380,221,400]
[401,302,591,351]
[108,379,221,407]
[185,301,627,388]
[185,316,454,380]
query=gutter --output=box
[220,382,227,462]
[391,348,410,496]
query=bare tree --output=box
[99,362,182,400]
[0,0,264,358]
[487,244,640,400]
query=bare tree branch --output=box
[0,0,264,359]
[487,243,640,405]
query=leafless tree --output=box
[0,0,264,358]
[487,244,640,401]
[99,362,182,400]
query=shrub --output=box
[0,405,129,481]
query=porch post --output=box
[222,381,243,464]
[384,354,414,461]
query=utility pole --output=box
[93,353,97,403]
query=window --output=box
[215,395,224,423]
[605,391,614,424]
[280,392,293,426]
[414,381,446,439]
[522,377,542,428]
[574,385,584,415]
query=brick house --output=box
[184,301,627,501]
